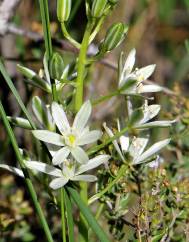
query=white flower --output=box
[118,49,162,94]
[128,100,175,129]
[103,122,170,165]
[25,155,110,189]
[32,101,102,165]
[0,155,110,190]
[135,101,175,129]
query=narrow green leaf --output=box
[67,187,110,242]
[64,190,74,242]
[0,59,36,129]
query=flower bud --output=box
[57,0,72,22]
[49,52,64,80]
[91,0,108,18]
[100,23,128,52]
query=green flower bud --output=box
[100,23,128,52]
[49,52,64,80]
[91,0,108,18]
[57,0,72,22]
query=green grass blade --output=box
[67,187,110,242]
[0,100,54,242]
[64,189,75,242]
[0,59,36,129]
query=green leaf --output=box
[64,190,74,242]
[67,187,110,242]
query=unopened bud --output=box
[50,52,64,80]
[100,23,128,52]
[91,0,108,18]
[57,0,72,22]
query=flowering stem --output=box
[60,188,67,242]
[75,21,94,111]
[74,20,94,242]
[39,0,58,102]
[0,100,54,242]
[88,165,128,205]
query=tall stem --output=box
[0,101,53,242]
[39,0,58,101]
[74,20,94,242]
[75,21,94,111]
[61,188,67,242]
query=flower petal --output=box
[135,120,176,129]
[72,175,97,182]
[26,161,62,177]
[140,104,160,124]
[138,84,162,93]
[119,49,136,87]
[77,130,102,145]
[51,102,70,133]
[0,165,24,178]
[120,136,130,152]
[103,123,125,161]
[71,147,89,163]
[129,138,148,160]
[49,177,68,189]
[73,101,92,132]
[76,155,110,175]
[135,139,170,164]
[137,64,156,81]
[52,147,70,165]
[32,130,64,146]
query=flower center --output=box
[65,134,76,147]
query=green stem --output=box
[92,90,120,106]
[88,126,129,156]
[39,0,58,101]
[0,101,53,242]
[88,165,128,205]
[75,21,94,111]
[38,0,53,59]
[60,188,67,242]
[0,60,36,129]
[61,22,81,49]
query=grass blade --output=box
[67,187,110,242]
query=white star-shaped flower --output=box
[0,155,109,190]
[118,49,162,94]
[32,101,102,165]
[128,100,176,129]
[103,122,170,165]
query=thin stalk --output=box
[61,23,81,49]
[0,101,53,242]
[92,90,120,106]
[74,20,94,242]
[60,188,67,242]
[39,0,58,101]
[75,21,94,111]
[64,190,74,242]
[67,0,83,26]
[0,60,36,129]
[87,126,129,156]
[38,0,53,59]
[88,165,128,204]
